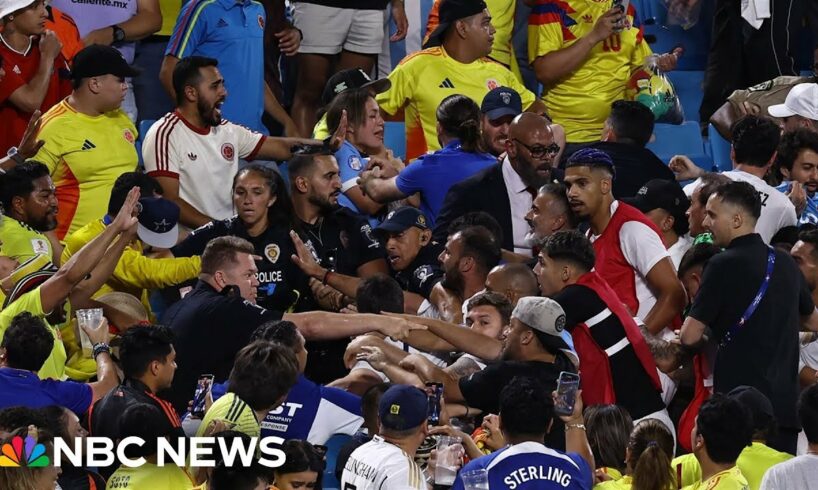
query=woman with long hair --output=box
[597,419,676,490]
[358,94,498,228]
[170,165,309,312]
[585,404,634,482]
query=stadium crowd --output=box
[1,0,818,488]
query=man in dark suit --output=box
[434,113,563,258]
[590,100,675,199]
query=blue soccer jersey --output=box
[452,441,592,490]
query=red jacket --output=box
[570,271,662,406]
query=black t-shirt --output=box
[297,208,386,384]
[590,141,676,199]
[393,242,444,299]
[161,281,282,413]
[554,284,665,419]
[298,207,386,280]
[689,233,814,429]
[458,355,575,450]
[171,217,310,312]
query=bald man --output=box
[435,113,565,256]
[484,263,540,307]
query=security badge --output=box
[414,265,434,286]
[264,243,280,264]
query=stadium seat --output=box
[647,121,713,170]
[384,121,406,161]
[639,0,713,71]
[136,119,156,168]
[322,433,353,490]
[707,123,732,172]
[667,71,704,122]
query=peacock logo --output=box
[0,436,50,467]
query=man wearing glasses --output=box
[434,113,562,257]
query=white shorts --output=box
[293,2,385,55]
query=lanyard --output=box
[719,246,775,348]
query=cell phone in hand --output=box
[426,382,444,426]
[191,374,214,418]
[613,0,630,31]
[554,371,581,416]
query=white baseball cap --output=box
[768,83,818,121]
[0,0,40,20]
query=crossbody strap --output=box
[719,246,776,348]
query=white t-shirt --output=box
[341,435,426,489]
[760,454,818,489]
[799,341,818,372]
[143,112,266,223]
[590,201,671,322]
[683,170,797,244]
[668,234,694,270]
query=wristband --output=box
[322,270,333,285]
[92,342,111,359]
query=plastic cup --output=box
[434,435,462,485]
[460,468,490,490]
[76,308,103,357]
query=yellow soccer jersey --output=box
[682,467,750,490]
[108,462,196,489]
[528,0,652,142]
[673,443,792,490]
[196,392,260,439]
[61,219,201,320]
[377,46,536,161]
[0,288,67,381]
[34,99,138,239]
[595,474,631,489]
[0,216,52,262]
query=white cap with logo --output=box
[768,83,818,121]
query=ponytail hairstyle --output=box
[628,419,676,490]
[232,164,298,230]
[436,94,481,153]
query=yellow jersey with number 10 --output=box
[528,0,652,143]
[377,46,536,162]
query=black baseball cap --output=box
[374,207,429,238]
[423,0,489,49]
[623,179,689,222]
[727,386,774,432]
[70,45,141,80]
[481,87,522,121]
[321,68,391,106]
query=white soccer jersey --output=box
[341,436,426,490]
[142,111,265,222]
[683,170,797,244]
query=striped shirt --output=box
[196,392,260,438]
[142,111,265,223]
[341,435,426,489]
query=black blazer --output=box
[433,163,564,251]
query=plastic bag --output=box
[660,0,703,30]
[625,55,684,124]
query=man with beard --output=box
[776,128,818,225]
[480,86,522,157]
[144,56,341,230]
[435,112,563,256]
[685,173,731,243]
[0,162,59,264]
[290,206,442,314]
[523,183,576,250]
[564,148,686,338]
[287,152,389,383]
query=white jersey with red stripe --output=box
[142,111,266,222]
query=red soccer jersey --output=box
[0,38,71,154]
